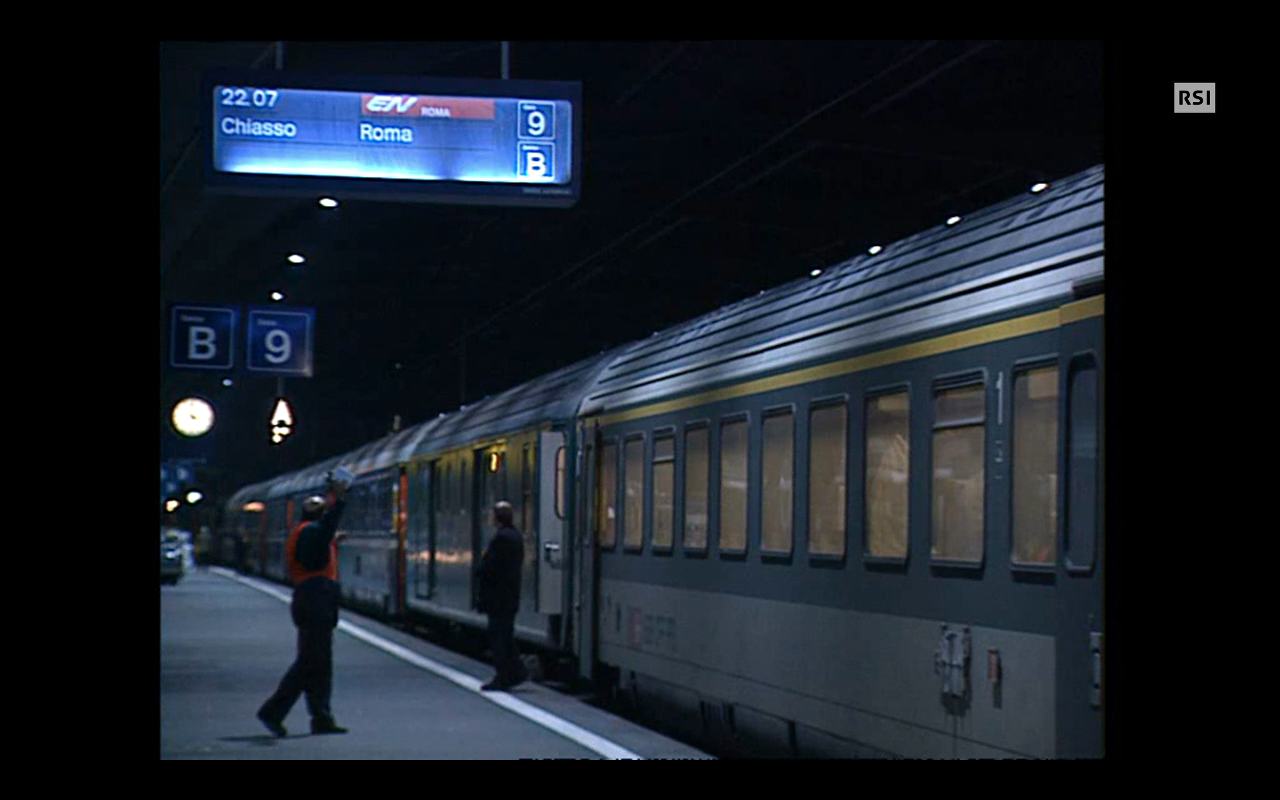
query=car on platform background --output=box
[161,528,187,585]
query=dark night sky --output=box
[159,40,1105,505]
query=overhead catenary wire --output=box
[424,41,1002,376]
[284,42,1009,430]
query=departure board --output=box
[202,70,581,207]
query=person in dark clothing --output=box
[477,500,528,691]
[257,475,350,737]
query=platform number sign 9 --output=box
[247,309,314,376]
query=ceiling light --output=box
[810,269,822,277]
[946,216,961,226]
[319,197,339,208]
[222,378,233,387]
[868,245,882,255]
[271,291,284,301]
[1031,182,1049,193]
[288,254,305,264]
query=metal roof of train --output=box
[578,164,1104,417]
[236,165,1102,501]
[257,349,619,496]
[226,480,271,509]
[385,350,618,459]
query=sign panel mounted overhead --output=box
[203,69,582,208]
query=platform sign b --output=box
[170,306,236,370]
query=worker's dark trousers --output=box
[260,578,340,723]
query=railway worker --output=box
[477,500,528,691]
[257,475,351,737]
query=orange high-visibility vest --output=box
[286,519,338,585]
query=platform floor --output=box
[160,567,712,760]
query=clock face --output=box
[172,397,214,437]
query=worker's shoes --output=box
[311,716,349,735]
[256,709,287,738]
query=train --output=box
[219,164,1105,759]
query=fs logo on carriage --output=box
[1175,83,1215,113]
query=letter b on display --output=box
[519,143,554,180]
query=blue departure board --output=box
[202,70,581,207]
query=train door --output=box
[474,444,508,606]
[394,467,409,616]
[431,453,472,611]
[538,431,566,616]
[1056,305,1104,758]
[574,420,600,681]
[257,505,270,575]
[414,460,436,601]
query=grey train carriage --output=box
[222,164,1105,759]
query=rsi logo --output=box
[365,95,417,114]
[1174,83,1215,113]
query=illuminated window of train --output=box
[598,442,618,548]
[719,417,749,554]
[809,402,847,557]
[931,381,986,563]
[1012,366,1059,566]
[555,446,566,519]
[684,426,709,551]
[762,410,794,555]
[866,391,909,558]
[1066,357,1099,570]
[652,434,675,550]
[624,436,646,550]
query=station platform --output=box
[160,567,713,760]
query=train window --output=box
[597,442,618,548]
[931,381,986,563]
[683,425,710,552]
[809,401,847,558]
[652,434,675,550]
[555,446,566,519]
[719,417,749,554]
[1012,365,1059,566]
[866,390,909,559]
[624,436,646,551]
[1065,356,1099,572]
[761,409,794,556]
